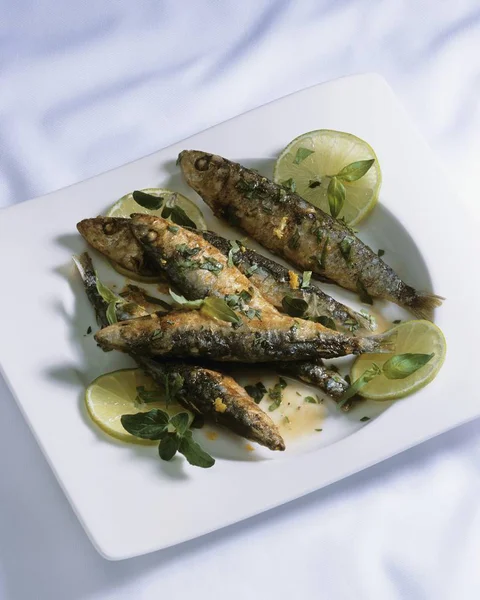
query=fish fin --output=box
[359,330,398,354]
[409,292,445,321]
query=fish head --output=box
[129,213,170,251]
[178,150,231,206]
[76,217,149,274]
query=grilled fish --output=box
[128,213,388,356]
[178,151,444,319]
[136,357,285,450]
[77,217,353,399]
[74,252,285,451]
[95,309,391,361]
[198,229,374,334]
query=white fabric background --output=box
[1,1,479,598]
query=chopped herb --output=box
[308,179,321,189]
[150,330,163,340]
[164,372,184,407]
[339,236,353,263]
[260,201,273,214]
[86,326,92,335]
[268,378,287,411]
[200,257,223,275]
[304,395,321,404]
[301,271,312,288]
[176,244,200,257]
[201,296,242,325]
[337,364,382,409]
[356,279,373,305]
[245,382,267,404]
[377,249,385,257]
[344,374,351,385]
[316,236,330,271]
[246,263,259,276]
[315,428,323,432]
[239,290,252,304]
[293,147,314,164]
[295,391,302,396]
[283,416,290,424]
[227,240,240,267]
[169,289,204,309]
[167,225,179,233]
[132,190,163,210]
[311,224,323,243]
[136,385,164,404]
[281,178,296,193]
[288,228,300,250]
[393,319,402,324]
[282,295,308,317]
[360,416,371,422]
[344,318,360,333]
[245,308,262,320]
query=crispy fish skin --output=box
[129,214,386,356]
[178,151,443,319]
[95,309,390,361]
[77,217,156,276]
[75,253,285,451]
[136,356,285,451]
[198,229,374,333]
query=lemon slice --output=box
[351,320,446,401]
[273,130,382,225]
[85,368,180,444]
[106,187,207,229]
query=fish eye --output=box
[102,222,117,235]
[194,155,212,171]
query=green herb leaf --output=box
[316,315,337,330]
[227,240,240,267]
[393,319,402,324]
[136,386,165,404]
[169,289,204,309]
[158,433,180,461]
[162,204,197,229]
[304,395,320,404]
[121,409,169,439]
[293,147,314,165]
[336,159,375,182]
[170,412,191,435]
[356,280,373,305]
[268,378,287,411]
[282,295,308,317]
[315,428,323,432]
[339,236,354,263]
[178,431,215,468]
[327,177,346,219]
[382,353,434,380]
[201,296,242,325]
[246,264,258,276]
[245,382,267,404]
[316,235,330,271]
[288,228,300,250]
[106,301,118,325]
[86,326,92,335]
[281,178,296,193]
[132,190,164,210]
[377,249,385,257]
[96,276,118,304]
[301,271,312,288]
[200,257,223,275]
[337,364,382,409]
[308,179,321,189]
[164,372,184,407]
[360,416,371,422]
[167,225,179,233]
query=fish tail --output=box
[357,330,397,354]
[409,292,445,321]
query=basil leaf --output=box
[106,301,118,325]
[301,271,312,288]
[178,431,215,468]
[201,296,242,325]
[293,147,314,165]
[382,353,434,380]
[356,280,373,305]
[282,295,308,317]
[327,177,346,219]
[169,289,204,309]
[162,204,197,229]
[121,409,169,439]
[316,315,337,330]
[268,379,286,411]
[96,276,118,304]
[170,412,191,435]
[158,433,180,461]
[132,190,163,210]
[244,382,267,404]
[281,178,296,193]
[337,364,382,409]
[336,159,375,182]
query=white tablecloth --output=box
[1,2,480,598]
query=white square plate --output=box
[0,74,477,560]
